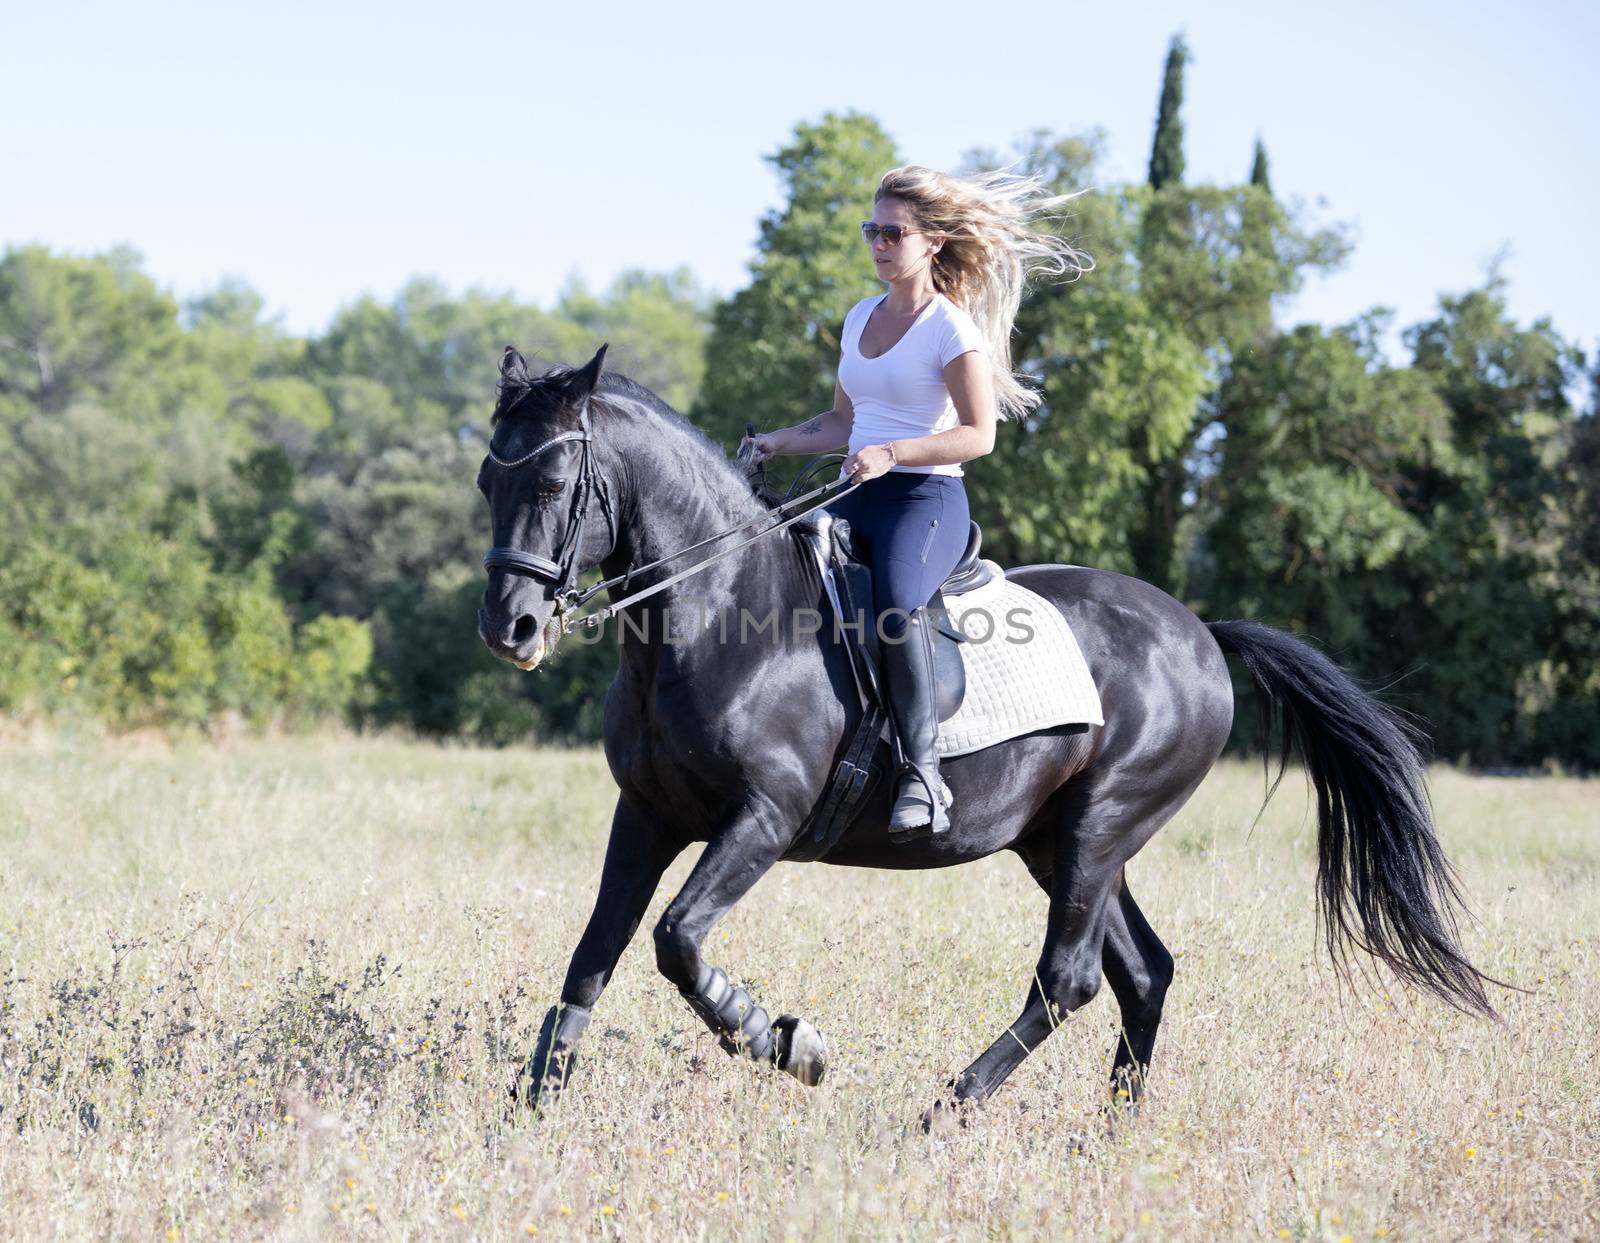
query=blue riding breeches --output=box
[826,471,970,639]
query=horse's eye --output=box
[535,479,567,504]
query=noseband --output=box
[481,400,618,610]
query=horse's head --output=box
[477,343,616,670]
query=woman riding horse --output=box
[478,183,1494,1123]
[742,165,1091,840]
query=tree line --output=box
[3,38,1595,766]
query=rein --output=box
[560,473,860,633]
[482,402,860,635]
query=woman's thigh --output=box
[866,476,969,627]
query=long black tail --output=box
[1208,619,1496,1017]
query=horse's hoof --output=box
[919,1093,979,1134]
[1101,1095,1143,1136]
[773,1015,827,1086]
[508,1072,543,1122]
[508,1063,563,1122]
[508,1078,538,1122]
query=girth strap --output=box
[791,700,889,860]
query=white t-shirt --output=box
[838,291,988,477]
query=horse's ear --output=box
[500,345,530,383]
[563,343,609,400]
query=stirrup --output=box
[888,761,953,842]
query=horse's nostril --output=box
[510,614,537,645]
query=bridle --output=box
[481,398,618,613]
[481,400,860,635]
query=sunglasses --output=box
[860,222,926,245]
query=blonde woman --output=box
[742,164,1091,841]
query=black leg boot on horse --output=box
[882,606,953,841]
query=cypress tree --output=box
[1249,137,1272,194]
[1147,34,1189,190]
[1134,33,1192,589]
[1240,136,1278,350]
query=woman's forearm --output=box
[775,410,851,455]
[885,424,995,468]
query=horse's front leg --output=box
[514,796,681,1115]
[652,797,827,1086]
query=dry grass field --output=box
[0,728,1595,1241]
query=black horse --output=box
[477,345,1495,1121]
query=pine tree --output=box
[1147,34,1189,190]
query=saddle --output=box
[790,509,994,854]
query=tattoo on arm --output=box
[795,415,825,437]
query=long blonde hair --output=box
[875,165,1093,421]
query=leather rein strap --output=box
[563,475,861,634]
[482,404,861,634]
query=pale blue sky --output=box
[5,0,1596,364]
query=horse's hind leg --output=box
[1102,874,1174,1110]
[926,827,1122,1124]
[1018,863,1174,1110]
[926,778,1198,1127]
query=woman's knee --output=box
[875,553,938,622]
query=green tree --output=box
[0,245,180,422]
[0,515,370,730]
[1249,137,1272,192]
[1237,139,1279,351]
[949,131,1208,571]
[695,111,900,462]
[1147,34,1189,191]
[1133,182,1348,587]
[1545,383,1600,765]
[1201,280,1590,765]
[556,267,710,413]
[0,246,709,740]
[961,129,1346,585]
[1398,279,1587,761]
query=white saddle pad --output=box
[927,562,1104,757]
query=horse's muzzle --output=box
[478,607,549,670]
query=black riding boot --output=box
[880,607,953,841]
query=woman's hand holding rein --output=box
[740,408,852,464]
